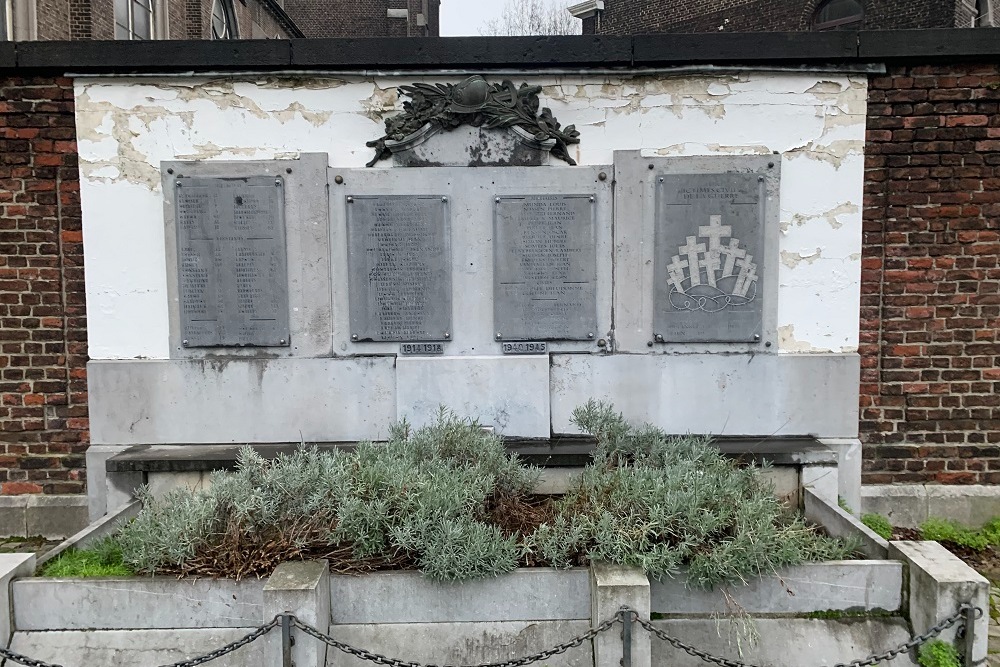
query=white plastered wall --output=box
[74,71,867,361]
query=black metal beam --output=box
[1,29,999,75]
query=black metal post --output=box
[963,605,976,667]
[281,613,294,667]
[620,607,632,667]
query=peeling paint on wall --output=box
[74,71,866,359]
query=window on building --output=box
[115,0,153,39]
[976,0,994,26]
[1,0,12,40]
[812,0,864,30]
[211,0,237,39]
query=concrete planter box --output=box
[2,493,988,667]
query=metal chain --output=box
[0,603,981,667]
[0,645,67,667]
[0,618,279,667]
[155,617,280,667]
[292,608,627,667]
[630,604,983,667]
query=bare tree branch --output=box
[479,0,580,36]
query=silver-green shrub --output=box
[115,403,854,585]
[116,410,537,580]
[523,400,856,588]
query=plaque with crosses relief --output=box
[654,173,764,343]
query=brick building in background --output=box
[0,0,439,41]
[571,0,996,33]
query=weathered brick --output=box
[860,63,1000,484]
[0,76,87,497]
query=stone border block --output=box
[590,563,649,667]
[330,569,590,624]
[25,495,88,540]
[804,489,889,560]
[889,541,989,666]
[264,560,329,667]
[0,498,27,537]
[650,561,900,614]
[0,554,35,645]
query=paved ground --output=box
[0,536,60,558]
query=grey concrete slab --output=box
[325,621,593,667]
[0,554,35,645]
[88,357,397,445]
[0,498,27,537]
[803,489,888,560]
[649,618,916,667]
[25,495,88,540]
[9,629,267,667]
[162,153,332,358]
[650,561,901,615]
[861,485,930,529]
[328,165,613,357]
[890,541,990,666]
[329,569,591,624]
[550,353,860,438]
[819,437,862,514]
[13,578,265,630]
[801,464,838,507]
[396,355,550,438]
[86,445,131,521]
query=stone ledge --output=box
[861,484,1000,529]
[0,495,88,540]
[106,439,836,473]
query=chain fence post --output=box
[281,614,294,667]
[590,564,650,667]
[263,560,330,667]
[620,607,632,667]
[963,605,977,667]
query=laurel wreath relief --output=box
[366,76,581,167]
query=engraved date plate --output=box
[494,195,597,341]
[175,176,289,347]
[346,195,452,342]
[502,341,547,355]
[654,173,764,343]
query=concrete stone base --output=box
[649,618,917,667]
[325,621,593,667]
[862,485,1000,529]
[9,629,267,667]
[0,495,88,539]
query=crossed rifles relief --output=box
[666,215,758,299]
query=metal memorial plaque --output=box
[175,176,289,347]
[654,173,764,343]
[400,342,445,356]
[494,195,597,341]
[346,195,451,342]
[502,341,547,355]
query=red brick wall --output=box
[0,76,88,496]
[593,0,960,34]
[861,63,1000,484]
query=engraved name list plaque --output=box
[175,176,289,347]
[494,195,597,341]
[346,195,452,342]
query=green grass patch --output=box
[920,517,1000,551]
[861,513,893,540]
[39,537,135,578]
[918,640,961,667]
